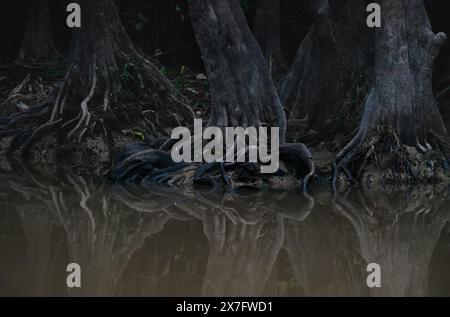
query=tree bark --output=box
[333,0,448,181]
[252,0,283,80]
[279,0,370,130]
[188,0,286,141]
[17,0,59,64]
[70,0,175,97]
[373,0,447,145]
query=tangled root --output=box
[109,140,315,192]
[332,126,450,188]
[0,54,194,163]
[1,74,55,117]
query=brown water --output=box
[0,172,449,297]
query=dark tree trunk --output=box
[188,0,286,141]
[17,0,59,64]
[279,0,370,130]
[70,0,175,98]
[333,0,448,182]
[59,0,183,143]
[373,0,447,145]
[2,0,192,158]
[252,0,283,80]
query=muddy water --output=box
[0,172,449,297]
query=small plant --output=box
[174,65,188,90]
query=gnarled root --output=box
[109,140,315,192]
[1,74,54,117]
[332,127,450,189]
[331,89,450,188]
[332,90,379,189]
[0,54,193,165]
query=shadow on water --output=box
[0,171,449,296]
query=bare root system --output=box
[0,54,194,163]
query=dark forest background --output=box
[0,0,312,68]
[1,0,450,74]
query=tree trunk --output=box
[2,0,193,158]
[373,0,447,145]
[70,0,175,98]
[252,0,283,80]
[17,0,59,64]
[333,0,448,181]
[188,0,286,141]
[279,0,370,130]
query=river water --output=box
[0,172,449,296]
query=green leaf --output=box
[132,131,145,141]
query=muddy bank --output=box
[2,134,450,192]
[1,72,450,191]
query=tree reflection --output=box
[8,173,65,295]
[284,198,368,296]
[176,190,313,296]
[9,172,176,296]
[4,172,450,297]
[335,187,450,296]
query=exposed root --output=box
[332,125,450,189]
[67,65,96,143]
[302,158,315,192]
[21,119,63,156]
[332,90,378,188]
[330,87,450,187]
[1,74,54,116]
[0,53,194,166]
[109,140,315,191]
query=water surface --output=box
[0,173,449,296]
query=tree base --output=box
[0,52,194,167]
[331,127,450,189]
